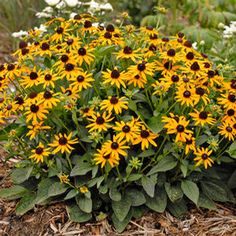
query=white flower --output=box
[36,12,52,18]
[43,6,54,13]
[34,24,47,33]
[192,42,198,50]
[100,3,113,11]
[64,0,79,7]
[199,40,205,45]
[44,0,60,6]
[70,12,78,19]
[56,1,66,9]
[12,30,28,38]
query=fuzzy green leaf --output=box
[16,192,36,215]
[0,185,27,200]
[112,196,131,222]
[141,176,156,197]
[48,182,68,197]
[181,180,199,205]
[11,166,33,184]
[35,178,54,204]
[165,183,183,203]
[70,162,93,176]
[112,210,132,233]
[126,189,146,206]
[147,115,164,134]
[197,194,216,210]
[78,196,92,213]
[64,189,78,200]
[67,204,92,223]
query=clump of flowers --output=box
[0,15,236,232]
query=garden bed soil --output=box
[1,149,236,236]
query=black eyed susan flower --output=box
[102,68,127,88]
[195,86,210,105]
[155,60,180,76]
[49,132,79,154]
[51,22,71,43]
[163,115,193,142]
[5,63,21,79]
[20,68,42,88]
[25,103,49,123]
[24,91,42,106]
[184,136,196,155]
[100,96,128,114]
[116,46,140,62]
[222,108,236,122]
[103,136,129,159]
[126,73,147,88]
[218,121,235,141]
[29,142,50,163]
[175,85,199,107]
[127,61,155,80]
[69,70,94,91]
[26,121,51,140]
[80,20,97,34]
[60,62,80,80]
[218,93,236,110]
[113,118,140,143]
[133,126,158,150]
[86,112,113,132]
[60,85,80,102]
[94,148,119,168]
[159,48,182,63]
[3,101,18,117]
[144,43,157,58]
[194,147,214,169]
[189,109,216,126]
[79,106,95,118]
[75,47,94,66]
[41,90,60,109]
[39,70,60,89]
[61,36,82,51]
[140,26,159,36]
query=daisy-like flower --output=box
[60,62,80,80]
[69,70,94,91]
[194,147,214,169]
[127,61,155,80]
[100,96,128,114]
[51,22,71,43]
[25,103,49,123]
[40,90,60,109]
[175,85,199,107]
[4,63,21,79]
[126,73,147,88]
[29,142,50,163]
[113,118,140,143]
[140,26,158,36]
[189,109,216,126]
[103,136,129,159]
[26,121,51,140]
[155,60,180,76]
[218,121,235,141]
[218,93,236,110]
[159,48,182,63]
[222,108,236,122]
[94,148,119,168]
[182,60,207,77]
[116,46,140,62]
[74,47,95,66]
[3,101,18,117]
[79,106,95,118]
[133,126,158,150]
[61,36,82,51]
[38,70,60,88]
[163,115,193,142]
[86,112,113,132]
[184,136,196,155]
[60,85,80,102]
[102,68,127,88]
[49,132,79,154]
[20,68,42,88]
[80,20,97,34]
[59,174,70,184]
[195,87,210,105]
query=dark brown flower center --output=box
[226,126,233,132]
[162,37,169,42]
[230,81,236,89]
[29,72,38,80]
[122,125,130,133]
[7,64,15,71]
[186,139,192,145]
[228,94,236,103]
[134,75,140,79]
[84,20,92,28]
[15,96,24,105]
[178,32,184,38]
[65,89,72,96]
[111,142,119,149]
[104,32,112,39]
[150,34,158,40]
[103,154,110,160]
[74,14,81,20]
[21,48,29,55]
[30,104,39,113]
[65,63,75,71]
[167,49,176,57]
[201,154,208,160]
[111,70,120,78]
[146,26,153,30]
[44,91,52,99]
[176,125,185,132]
[199,111,208,119]
[190,62,200,71]
[59,137,67,145]
[106,24,115,32]
[0,97,4,103]
[164,61,172,70]
[186,52,194,60]
[171,75,179,82]
[44,74,52,81]
[183,40,192,48]
[141,130,150,138]
[77,75,85,82]
[149,44,156,51]
[35,147,43,154]
[78,47,86,56]
[196,87,205,96]
[6,104,12,110]
[183,90,191,98]
[61,55,69,62]
[207,70,215,78]
[110,96,118,104]
[67,39,74,45]
[227,109,235,116]
[137,63,146,71]
[41,42,50,50]
[19,41,27,48]
[123,46,132,54]
[29,92,38,99]
[0,64,5,71]
[183,77,189,83]
[56,27,64,34]
[96,116,105,124]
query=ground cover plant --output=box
[0,14,235,233]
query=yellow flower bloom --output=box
[194,147,214,169]
[29,142,50,163]
[100,96,128,114]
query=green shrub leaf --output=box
[147,156,177,176]
[165,183,183,202]
[78,196,92,213]
[197,193,216,210]
[112,195,131,222]
[16,192,36,215]
[141,176,156,197]
[48,182,68,197]
[181,180,199,205]
[67,204,92,223]
[11,166,33,184]
[125,189,146,206]
[35,178,54,204]
[0,185,27,200]
[70,162,93,176]
[112,210,132,233]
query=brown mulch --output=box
[0,149,236,236]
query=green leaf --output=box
[132,206,147,219]
[227,141,236,159]
[127,174,143,181]
[147,156,177,176]
[70,162,93,176]
[0,185,27,200]
[138,149,155,158]
[180,160,188,178]
[112,210,132,233]
[78,196,92,213]
[109,186,122,201]
[67,204,92,223]
[228,169,236,189]
[197,194,216,210]
[48,182,68,197]
[35,178,54,204]
[16,192,36,215]
[145,188,167,213]
[201,181,229,202]
[165,183,183,203]
[181,180,199,205]
[147,115,164,134]
[112,195,131,222]
[128,100,137,111]
[125,189,146,206]
[64,189,78,200]
[167,199,187,218]
[11,166,33,184]
[141,176,156,197]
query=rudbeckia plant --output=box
[0,14,235,233]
